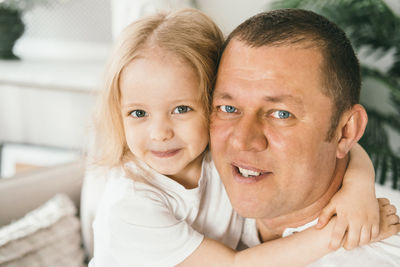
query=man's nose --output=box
[150,117,174,141]
[230,116,267,152]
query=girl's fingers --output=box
[385,224,400,239]
[359,225,371,246]
[371,224,380,240]
[317,203,336,229]
[383,204,397,216]
[378,198,390,206]
[387,214,400,225]
[343,223,361,250]
[329,219,347,250]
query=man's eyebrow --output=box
[213,92,233,100]
[263,95,303,105]
[214,92,302,105]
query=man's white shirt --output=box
[241,217,400,266]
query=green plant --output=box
[271,0,400,189]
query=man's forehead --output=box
[219,39,324,68]
[217,40,325,89]
[218,40,253,70]
[217,41,281,83]
[218,66,276,82]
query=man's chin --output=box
[226,189,273,218]
[234,204,279,219]
[234,202,290,221]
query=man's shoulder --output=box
[309,233,400,267]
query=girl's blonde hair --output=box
[92,8,224,168]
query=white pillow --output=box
[0,194,85,267]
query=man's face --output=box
[210,40,340,219]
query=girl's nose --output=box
[150,118,174,141]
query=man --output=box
[210,9,400,265]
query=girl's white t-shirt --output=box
[89,153,243,267]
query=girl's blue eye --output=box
[173,105,192,114]
[219,105,237,113]
[130,110,147,118]
[272,110,292,119]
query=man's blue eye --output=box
[130,110,147,118]
[173,105,192,114]
[220,105,237,113]
[272,110,291,119]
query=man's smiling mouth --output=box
[237,167,262,177]
[232,163,271,182]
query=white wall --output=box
[22,0,112,43]
[0,85,97,150]
[196,0,274,35]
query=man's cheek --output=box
[268,128,311,156]
[264,132,292,153]
[210,121,229,143]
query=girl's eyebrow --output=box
[122,98,201,108]
[121,103,146,112]
[172,97,201,103]
[122,103,142,108]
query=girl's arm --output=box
[180,221,335,267]
[179,200,399,267]
[316,143,379,250]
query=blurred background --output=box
[0,0,399,187]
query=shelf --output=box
[0,38,111,93]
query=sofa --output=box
[0,159,104,266]
[0,159,399,266]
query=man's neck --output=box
[257,156,348,242]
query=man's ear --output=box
[336,104,368,159]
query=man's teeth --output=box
[238,167,261,178]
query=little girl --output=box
[90,8,399,267]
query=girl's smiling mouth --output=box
[151,149,182,158]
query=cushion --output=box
[0,194,85,267]
[0,161,85,227]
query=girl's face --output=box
[120,51,209,185]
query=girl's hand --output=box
[373,198,400,242]
[316,144,380,250]
[315,187,380,250]
[317,197,400,251]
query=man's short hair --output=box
[223,8,361,140]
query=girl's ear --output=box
[336,104,368,159]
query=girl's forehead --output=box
[120,52,202,104]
